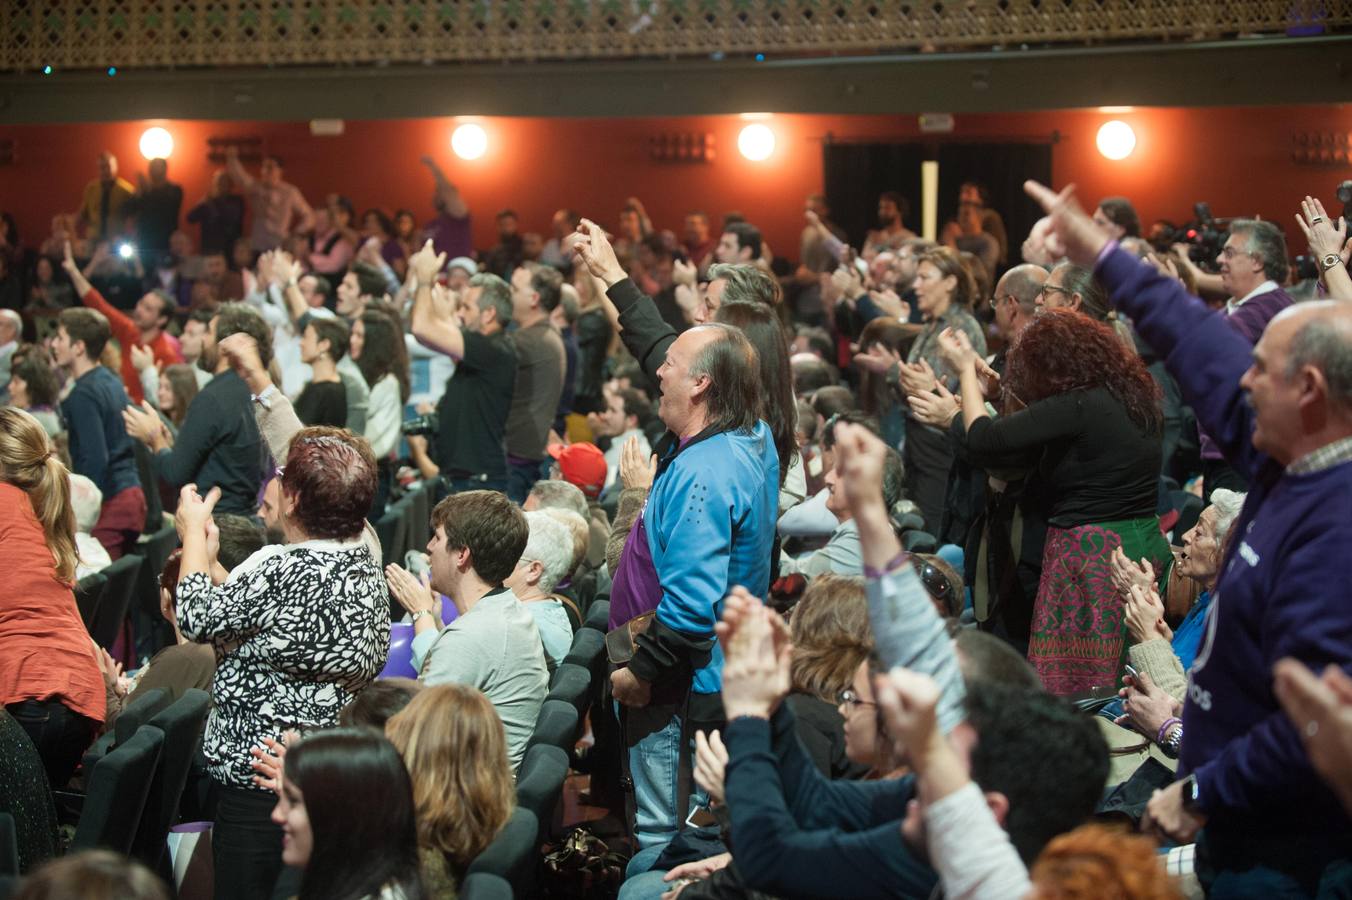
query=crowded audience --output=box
[2,149,1351,900]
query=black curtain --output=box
[822,140,1054,268]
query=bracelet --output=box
[1161,723,1183,759]
[863,551,908,580]
[1320,253,1342,272]
[410,608,435,623]
[1156,716,1181,745]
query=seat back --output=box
[71,726,164,854]
[562,627,604,673]
[131,689,212,868]
[89,553,143,650]
[514,744,569,846]
[527,700,580,753]
[374,505,409,569]
[582,598,610,633]
[74,570,109,630]
[545,663,591,718]
[406,484,431,552]
[134,524,179,617]
[465,807,540,897]
[459,873,513,900]
[82,687,171,774]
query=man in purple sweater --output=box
[1198,219,1294,501]
[1027,179,1352,896]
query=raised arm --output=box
[223,147,256,194]
[406,240,465,360]
[421,156,469,219]
[1296,195,1352,300]
[61,240,93,299]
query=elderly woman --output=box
[505,510,576,671]
[175,418,389,900]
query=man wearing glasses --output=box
[1198,220,1294,500]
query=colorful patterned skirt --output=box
[1028,516,1171,696]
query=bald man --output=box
[0,309,21,404]
[78,151,135,242]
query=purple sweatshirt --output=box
[1097,246,1352,835]
[1198,285,1293,460]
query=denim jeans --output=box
[507,457,551,505]
[6,698,98,790]
[625,705,706,850]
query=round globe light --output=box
[451,123,488,160]
[1096,120,1136,161]
[139,127,174,161]
[737,123,776,161]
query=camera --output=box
[402,413,439,437]
[1148,201,1229,272]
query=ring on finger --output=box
[1311,216,1325,225]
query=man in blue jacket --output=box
[609,321,780,848]
[1027,179,1352,896]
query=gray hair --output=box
[1050,262,1112,323]
[1286,308,1352,410]
[1230,219,1289,284]
[469,272,513,326]
[1207,489,1247,543]
[706,263,781,307]
[528,479,589,520]
[520,511,575,594]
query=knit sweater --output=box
[1097,246,1352,836]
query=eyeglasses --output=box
[1038,284,1072,298]
[1219,246,1251,260]
[837,688,876,712]
[988,293,1012,310]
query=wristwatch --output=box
[1161,723,1183,759]
[1180,773,1203,815]
[1321,253,1342,272]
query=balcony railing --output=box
[2,0,1346,72]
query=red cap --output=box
[547,442,607,499]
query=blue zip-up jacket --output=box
[1097,245,1352,836]
[627,421,779,705]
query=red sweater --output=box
[0,483,106,722]
[81,287,183,404]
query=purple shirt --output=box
[1199,285,1293,460]
[422,212,473,260]
[609,506,661,629]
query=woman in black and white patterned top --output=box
[175,425,389,900]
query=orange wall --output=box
[2,106,1350,261]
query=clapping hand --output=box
[1114,670,1179,739]
[853,342,901,375]
[122,400,163,445]
[897,359,937,396]
[693,729,729,805]
[129,343,156,373]
[716,586,792,721]
[1022,181,1112,267]
[408,239,446,285]
[271,251,302,288]
[868,288,910,321]
[830,264,864,303]
[1124,583,1173,645]
[174,483,222,540]
[908,381,960,428]
[1109,546,1156,599]
[357,236,385,268]
[935,326,978,372]
[672,257,697,288]
[619,435,657,491]
[385,563,439,619]
[1296,195,1349,264]
[874,667,944,772]
[93,642,129,699]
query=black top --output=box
[125,182,184,255]
[293,379,347,428]
[152,370,265,516]
[186,195,245,256]
[606,278,678,389]
[784,694,871,781]
[434,330,516,479]
[572,307,613,414]
[958,385,1161,528]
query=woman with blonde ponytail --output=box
[0,407,105,788]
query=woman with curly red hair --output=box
[938,308,1169,695]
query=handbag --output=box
[604,611,655,665]
[540,825,630,900]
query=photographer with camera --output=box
[407,239,518,497]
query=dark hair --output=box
[496,209,518,221]
[285,729,425,900]
[792,356,836,396]
[530,265,564,313]
[213,303,274,367]
[857,317,910,418]
[339,678,422,729]
[811,385,858,422]
[12,351,60,408]
[706,262,781,307]
[58,307,111,360]
[146,290,175,327]
[282,427,378,540]
[716,302,795,482]
[0,212,18,247]
[819,411,880,451]
[430,490,529,585]
[186,307,216,329]
[307,274,333,302]
[1096,197,1141,237]
[352,262,388,301]
[362,208,395,239]
[262,154,285,168]
[964,683,1109,863]
[1230,218,1290,283]
[880,446,904,511]
[159,363,199,427]
[308,317,350,362]
[213,513,266,571]
[954,630,1041,690]
[13,850,168,900]
[688,324,762,439]
[959,181,991,207]
[724,222,763,260]
[613,387,649,425]
[793,324,834,360]
[1006,308,1162,434]
[356,308,410,403]
[879,191,909,218]
[470,273,513,327]
[159,549,183,604]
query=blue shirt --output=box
[61,365,140,498]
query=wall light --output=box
[451,123,488,160]
[1096,120,1136,161]
[139,126,174,160]
[737,123,775,161]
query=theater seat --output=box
[466,807,540,897]
[71,727,164,854]
[514,743,570,845]
[527,700,580,753]
[546,663,591,718]
[459,873,512,900]
[131,689,212,871]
